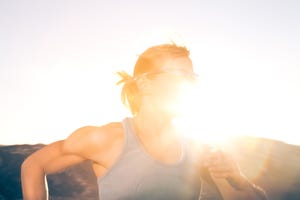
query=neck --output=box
[132,112,175,139]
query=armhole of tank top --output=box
[97,118,128,183]
[181,139,218,200]
[197,143,223,200]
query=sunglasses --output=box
[135,70,198,83]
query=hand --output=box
[204,147,246,190]
[203,147,268,199]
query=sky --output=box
[0,0,300,145]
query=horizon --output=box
[1,134,299,148]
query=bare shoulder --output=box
[63,122,124,158]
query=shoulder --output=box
[63,122,124,156]
[72,122,123,141]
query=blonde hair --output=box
[117,43,190,115]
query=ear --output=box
[136,76,151,92]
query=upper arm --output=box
[22,140,86,175]
[22,126,98,174]
[23,124,121,175]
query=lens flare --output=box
[171,81,237,146]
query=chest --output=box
[92,132,183,177]
[97,145,201,200]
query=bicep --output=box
[24,140,85,174]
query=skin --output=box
[21,57,266,200]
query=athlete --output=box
[21,43,267,200]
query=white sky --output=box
[1,0,300,145]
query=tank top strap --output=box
[121,117,142,153]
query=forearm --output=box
[21,160,49,200]
[227,175,268,200]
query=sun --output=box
[171,81,237,146]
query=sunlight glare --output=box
[172,81,238,146]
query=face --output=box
[137,57,197,117]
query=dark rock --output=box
[0,144,98,200]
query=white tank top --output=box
[97,118,221,200]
